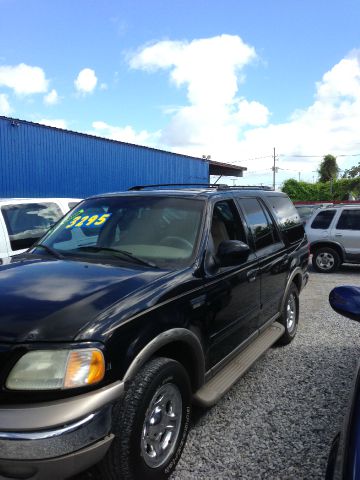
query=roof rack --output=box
[129,183,227,191]
[225,185,274,191]
[128,183,273,191]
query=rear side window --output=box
[336,209,360,230]
[311,210,336,229]
[2,203,63,251]
[239,198,277,250]
[269,196,304,244]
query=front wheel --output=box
[97,357,192,480]
[276,284,299,346]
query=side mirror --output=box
[329,286,360,322]
[217,240,251,267]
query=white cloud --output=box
[130,35,265,156]
[38,118,68,129]
[130,37,360,183]
[229,51,360,174]
[131,34,256,106]
[43,89,59,105]
[234,99,270,127]
[0,63,48,95]
[0,93,12,115]
[100,83,108,90]
[74,68,98,94]
[90,120,155,145]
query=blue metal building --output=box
[0,116,245,198]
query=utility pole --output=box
[298,172,301,182]
[272,147,276,190]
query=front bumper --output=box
[0,380,124,479]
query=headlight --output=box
[6,348,105,390]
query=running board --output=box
[193,322,285,407]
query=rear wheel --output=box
[97,357,192,480]
[312,247,340,273]
[276,284,299,346]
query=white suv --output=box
[306,205,360,272]
[0,198,80,259]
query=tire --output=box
[312,247,340,273]
[276,284,299,346]
[97,357,192,480]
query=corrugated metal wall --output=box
[0,117,209,198]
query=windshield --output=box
[36,196,205,268]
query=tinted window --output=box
[2,203,63,251]
[210,200,246,251]
[240,198,276,250]
[38,196,204,269]
[269,196,304,244]
[336,209,360,230]
[311,210,336,229]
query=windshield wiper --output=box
[76,246,158,268]
[35,244,64,259]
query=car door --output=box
[237,197,288,327]
[331,208,360,262]
[203,198,261,369]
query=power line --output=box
[279,153,360,158]
[234,155,274,163]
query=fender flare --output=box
[280,267,303,312]
[123,328,205,390]
[310,240,345,260]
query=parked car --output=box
[327,285,360,479]
[0,198,81,258]
[295,203,333,225]
[0,185,309,480]
[306,204,360,273]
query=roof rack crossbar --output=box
[129,183,273,191]
[223,185,273,191]
[129,183,227,191]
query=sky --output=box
[1,0,360,188]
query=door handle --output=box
[335,234,342,237]
[247,269,258,283]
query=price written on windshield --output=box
[65,213,112,229]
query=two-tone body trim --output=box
[0,380,124,431]
[280,267,307,312]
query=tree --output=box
[318,154,339,182]
[282,178,360,202]
[342,162,360,178]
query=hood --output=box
[0,255,167,343]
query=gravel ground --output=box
[171,265,360,480]
[74,265,360,480]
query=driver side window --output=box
[210,200,247,252]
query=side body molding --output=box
[123,328,206,391]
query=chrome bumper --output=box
[0,380,124,479]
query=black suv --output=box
[0,185,309,480]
